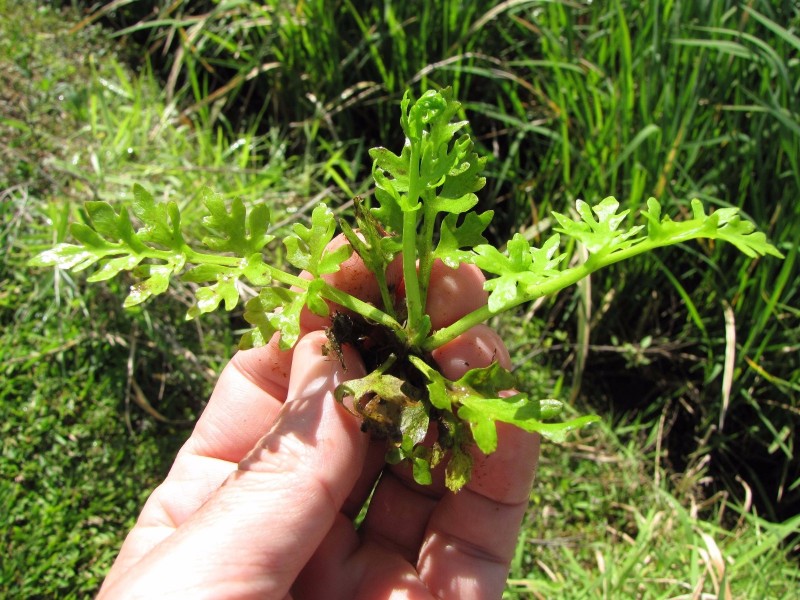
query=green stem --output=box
[321,283,405,341]
[181,247,240,267]
[423,304,494,351]
[180,244,404,335]
[374,269,398,320]
[402,209,423,336]
[182,245,307,288]
[417,203,437,312]
[422,238,686,352]
[265,265,308,288]
[423,262,594,351]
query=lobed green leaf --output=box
[29,243,102,271]
[130,183,183,249]
[434,211,494,269]
[284,204,351,275]
[202,190,274,256]
[642,197,784,259]
[473,234,564,313]
[123,264,173,307]
[552,197,644,255]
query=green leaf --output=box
[339,197,400,314]
[459,362,518,395]
[70,222,114,251]
[334,356,426,443]
[423,138,486,216]
[411,452,433,486]
[433,211,493,269]
[459,394,597,448]
[334,359,408,409]
[85,201,122,240]
[242,253,272,286]
[387,427,435,486]
[370,182,406,234]
[187,275,240,319]
[641,198,783,258]
[474,234,564,312]
[399,396,430,446]
[305,278,329,317]
[552,197,644,255]
[445,446,473,492]
[371,146,421,214]
[408,356,452,411]
[182,264,230,283]
[202,190,274,256]
[437,146,487,203]
[240,295,279,349]
[130,184,182,248]
[370,147,410,193]
[411,357,594,461]
[284,204,351,276]
[188,286,224,318]
[115,206,148,253]
[371,88,480,228]
[29,243,101,271]
[340,197,399,277]
[267,288,306,350]
[123,264,173,307]
[241,286,305,350]
[87,254,142,282]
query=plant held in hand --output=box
[31,88,783,491]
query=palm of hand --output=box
[99,251,540,600]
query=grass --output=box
[505,419,800,598]
[503,317,800,597]
[2,0,799,597]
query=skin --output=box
[98,248,541,600]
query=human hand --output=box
[99,244,540,600]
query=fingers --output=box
[432,322,511,375]
[416,416,539,599]
[101,332,371,599]
[101,332,296,587]
[426,261,489,330]
[134,332,295,521]
[420,332,540,600]
[189,332,295,462]
[353,322,539,600]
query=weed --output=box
[31,88,782,490]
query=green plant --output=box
[30,88,782,491]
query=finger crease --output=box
[429,528,508,565]
[230,354,288,399]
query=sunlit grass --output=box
[504,417,800,598]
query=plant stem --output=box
[181,247,240,267]
[422,303,495,351]
[153,243,405,338]
[321,283,405,340]
[422,232,732,352]
[375,270,397,320]
[417,203,437,313]
[423,261,594,351]
[402,209,424,338]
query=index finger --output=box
[103,332,296,582]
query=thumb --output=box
[109,331,369,599]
